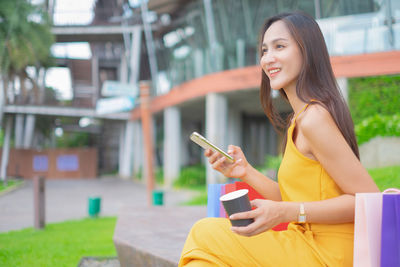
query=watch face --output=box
[298,215,306,223]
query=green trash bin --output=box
[152,190,164,206]
[88,196,101,217]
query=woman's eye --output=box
[262,48,268,53]
[276,44,284,49]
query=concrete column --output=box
[140,3,159,94]
[91,54,99,107]
[193,49,204,78]
[120,53,128,83]
[314,0,321,19]
[132,120,143,177]
[215,43,224,72]
[117,28,139,178]
[23,114,36,148]
[120,121,135,179]
[118,123,126,177]
[129,26,142,87]
[236,39,245,68]
[15,114,24,149]
[38,68,46,104]
[163,107,181,189]
[206,93,228,185]
[337,77,348,103]
[1,115,13,183]
[203,0,218,72]
[227,108,242,148]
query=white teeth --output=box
[269,68,280,74]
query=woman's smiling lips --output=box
[267,67,281,77]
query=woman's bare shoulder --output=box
[297,103,335,132]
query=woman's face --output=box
[260,20,303,92]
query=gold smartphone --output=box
[190,132,235,163]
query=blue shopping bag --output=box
[207,184,223,217]
[380,189,400,267]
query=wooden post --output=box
[139,81,155,206]
[34,176,45,229]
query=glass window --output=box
[320,0,381,18]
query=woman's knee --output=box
[192,217,227,232]
[189,217,230,243]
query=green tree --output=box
[0,0,54,104]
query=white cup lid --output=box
[219,189,249,201]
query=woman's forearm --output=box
[280,194,355,224]
[242,164,282,201]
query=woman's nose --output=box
[260,52,276,66]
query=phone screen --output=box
[190,132,235,163]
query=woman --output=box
[179,11,379,266]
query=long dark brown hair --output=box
[259,12,360,159]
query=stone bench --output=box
[113,205,206,267]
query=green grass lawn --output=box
[0,179,23,193]
[182,190,207,205]
[368,165,400,191]
[0,217,117,267]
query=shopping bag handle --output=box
[383,188,400,194]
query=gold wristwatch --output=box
[298,203,306,223]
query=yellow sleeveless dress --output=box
[179,104,354,267]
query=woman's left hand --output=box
[230,199,284,237]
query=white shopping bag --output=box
[353,193,383,267]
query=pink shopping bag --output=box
[353,193,383,267]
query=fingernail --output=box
[227,150,233,154]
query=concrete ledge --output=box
[78,256,120,267]
[360,136,400,168]
[113,206,206,267]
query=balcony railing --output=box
[318,11,400,55]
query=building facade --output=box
[1,0,400,184]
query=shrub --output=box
[355,114,400,145]
[349,75,400,125]
[155,168,164,185]
[173,164,206,188]
[264,154,282,171]
[56,132,90,148]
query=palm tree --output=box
[0,0,54,105]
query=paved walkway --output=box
[0,177,198,233]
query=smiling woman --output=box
[179,11,379,267]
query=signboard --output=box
[101,80,138,97]
[57,155,79,172]
[96,96,136,115]
[33,155,48,172]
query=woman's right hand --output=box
[205,145,250,180]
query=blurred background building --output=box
[1,0,399,185]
